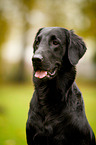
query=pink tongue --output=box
[35,70,47,78]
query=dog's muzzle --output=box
[32,54,58,79]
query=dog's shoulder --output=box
[67,82,85,123]
[67,82,93,133]
[67,82,84,109]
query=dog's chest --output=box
[39,104,69,134]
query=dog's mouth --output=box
[34,67,58,79]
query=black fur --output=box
[26,27,95,145]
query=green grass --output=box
[0,82,96,145]
[0,84,34,145]
[77,81,96,136]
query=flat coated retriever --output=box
[26,27,95,145]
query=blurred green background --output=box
[0,0,96,145]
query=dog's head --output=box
[32,27,86,79]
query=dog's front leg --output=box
[26,110,45,145]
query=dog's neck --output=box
[33,64,76,111]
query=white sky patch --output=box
[2,39,23,63]
[27,10,48,28]
[24,46,33,66]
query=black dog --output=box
[26,27,95,145]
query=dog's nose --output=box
[32,54,43,64]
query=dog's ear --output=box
[68,30,87,65]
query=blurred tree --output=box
[0,10,9,82]
[80,0,96,37]
[92,51,96,64]
[0,0,96,82]
[13,0,36,82]
[45,0,66,27]
[0,12,8,46]
[0,0,36,82]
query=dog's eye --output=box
[34,40,39,52]
[36,40,39,46]
[50,35,59,46]
[53,40,59,45]
[35,36,41,46]
[33,41,39,53]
